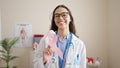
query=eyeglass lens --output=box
[54,12,69,19]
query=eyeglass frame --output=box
[54,12,69,19]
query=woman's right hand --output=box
[43,45,53,64]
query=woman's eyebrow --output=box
[55,12,68,14]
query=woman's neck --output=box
[58,28,70,39]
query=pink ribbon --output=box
[45,30,63,62]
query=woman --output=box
[34,5,86,68]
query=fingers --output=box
[43,45,52,55]
[43,45,53,63]
[47,45,52,55]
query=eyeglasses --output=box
[54,12,69,19]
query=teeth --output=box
[59,22,63,23]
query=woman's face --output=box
[54,7,71,30]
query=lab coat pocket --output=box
[73,54,80,68]
[74,54,80,65]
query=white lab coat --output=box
[34,34,86,68]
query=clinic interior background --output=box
[0,0,120,68]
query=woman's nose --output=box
[59,15,64,19]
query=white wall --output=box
[0,8,1,40]
[0,8,2,66]
[0,0,108,68]
[108,0,120,68]
[0,8,1,54]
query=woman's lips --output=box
[58,20,64,23]
[58,22,64,25]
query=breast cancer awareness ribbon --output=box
[45,30,63,62]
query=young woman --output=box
[34,5,86,68]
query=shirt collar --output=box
[57,33,70,40]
